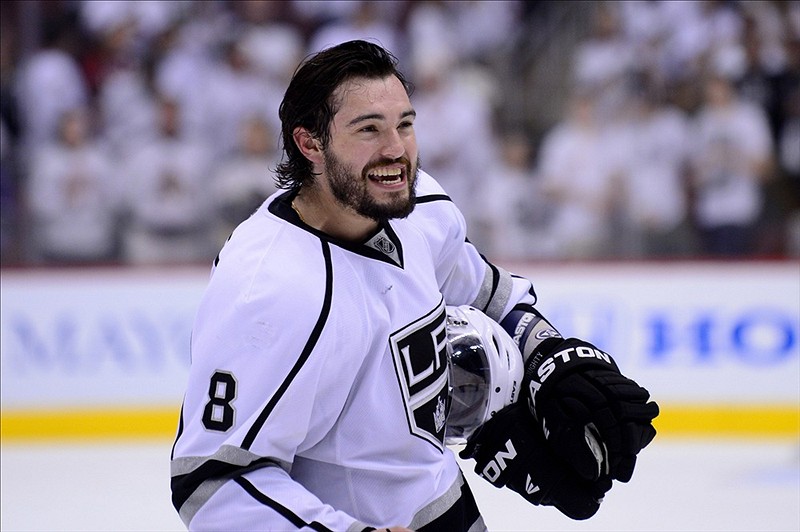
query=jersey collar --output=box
[269,191,405,268]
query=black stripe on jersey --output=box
[417,477,483,532]
[269,191,405,267]
[415,193,451,204]
[511,272,538,303]
[342,221,405,268]
[170,403,185,460]
[234,476,334,532]
[241,238,334,450]
[213,231,234,268]
[171,456,277,513]
[478,259,502,314]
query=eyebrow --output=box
[347,109,416,127]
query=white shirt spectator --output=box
[689,76,773,229]
[536,92,619,259]
[450,1,521,63]
[209,115,280,247]
[121,99,214,265]
[154,12,227,145]
[472,131,555,261]
[198,38,275,158]
[406,1,457,73]
[307,1,404,58]
[14,47,89,161]
[238,24,304,136]
[79,0,187,44]
[573,4,635,89]
[98,66,159,157]
[617,98,691,236]
[25,108,119,262]
[410,48,497,233]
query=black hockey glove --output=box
[459,402,612,520]
[524,337,659,483]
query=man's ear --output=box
[293,127,323,164]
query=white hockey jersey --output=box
[170,170,538,531]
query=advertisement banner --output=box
[2,261,798,440]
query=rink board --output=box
[2,261,798,441]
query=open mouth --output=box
[367,166,405,186]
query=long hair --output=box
[273,40,413,191]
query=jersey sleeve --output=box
[413,170,538,323]
[170,215,372,531]
[188,465,373,532]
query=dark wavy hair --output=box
[273,40,413,191]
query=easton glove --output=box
[524,337,659,483]
[460,402,612,520]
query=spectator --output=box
[236,23,305,137]
[24,107,119,264]
[78,0,187,50]
[449,0,521,66]
[471,129,554,261]
[0,116,18,263]
[97,55,159,159]
[13,12,89,164]
[782,85,800,257]
[95,19,164,159]
[777,41,800,194]
[687,72,774,257]
[409,45,497,234]
[121,97,214,265]
[776,39,800,257]
[200,35,277,158]
[535,88,620,259]
[571,2,635,118]
[307,1,406,59]
[209,114,280,248]
[614,76,695,258]
[153,3,229,146]
[3,1,797,264]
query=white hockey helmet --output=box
[444,305,524,445]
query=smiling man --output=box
[290,73,419,239]
[169,40,658,532]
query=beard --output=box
[322,149,419,222]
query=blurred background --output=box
[0,0,799,265]
[1,1,798,531]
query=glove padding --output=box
[524,337,659,483]
[459,403,612,520]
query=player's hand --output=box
[523,337,659,482]
[459,403,612,520]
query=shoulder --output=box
[207,198,330,319]
[412,170,461,218]
[406,170,468,245]
[412,170,459,211]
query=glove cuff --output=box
[500,306,562,364]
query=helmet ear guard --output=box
[444,305,524,445]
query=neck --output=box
[293,189,378,242]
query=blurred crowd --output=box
[0,0,798,267]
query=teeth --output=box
[370,167,402,178]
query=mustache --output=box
[364,156,413,173]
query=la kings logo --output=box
[389,299,450,452]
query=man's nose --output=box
[380,129,406,159]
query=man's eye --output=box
[359,125,378,133]
[399,121,413,129]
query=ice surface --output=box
[2,438,798,531]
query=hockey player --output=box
[170,40,658,531]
